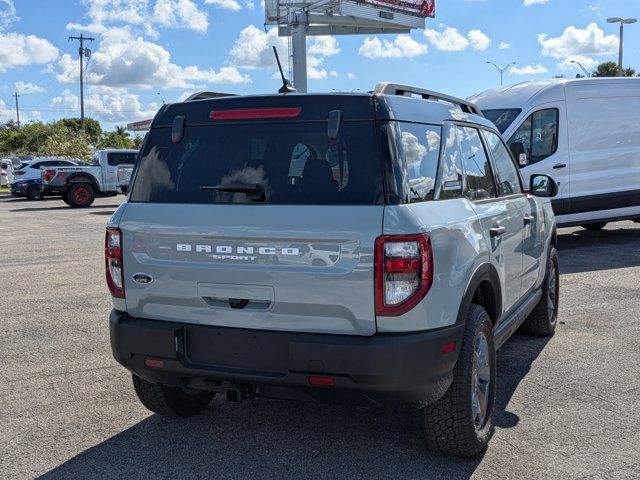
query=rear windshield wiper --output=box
[201,183,265,202]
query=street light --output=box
[487,61,516,86]
[570,60,591,77]
[607,17,637,76]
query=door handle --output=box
[490,226,507,238]
[552,163,567,169]
[523,215,534,225]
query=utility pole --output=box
[14,92,20,128]
[68,34,94,133]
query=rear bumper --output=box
[110,310,464,405]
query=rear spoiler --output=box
[374,82,483,116]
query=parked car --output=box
[1,159,11,186]
[11,158,79,200]
[41,149,137,208]
[107,84,559,457]
[470,77,640,230]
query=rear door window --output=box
[107,152,136,166]
[130,122,383,205]
[458,126,496,201]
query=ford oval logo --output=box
[132,273,153,284]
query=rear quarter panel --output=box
[378,199,488,332]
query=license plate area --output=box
[184,326,289,374]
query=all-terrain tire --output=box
[132,374,215,418]
[423,304,496,457]
[26,185,43,200]
[61,191,71,206]
[66,183,95,208]
[520,247,559,336]
[582,222,607,231]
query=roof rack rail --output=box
[373,82,482,116]
[185,92,238,101]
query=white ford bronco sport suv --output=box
[107,84,560,457]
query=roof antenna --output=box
[273,46,296,94]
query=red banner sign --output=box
[362,0,435,18]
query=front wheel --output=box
[422,304,496,457]
[132,374,215,418]
[26,185,43,201]
[67,183,95,208]
[520,247,559,336]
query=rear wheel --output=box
[67,183,95,208]
[26,185,43,201]
[582,222,607,231]
[132,374,215,418]
[423,304,496,457]
[520,247,559,336]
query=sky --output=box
[0,0,638,130]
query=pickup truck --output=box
[41,149,138,207]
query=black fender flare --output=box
[66,173,99,192]
[455,263,502,327]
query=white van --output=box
[470,78,640,230]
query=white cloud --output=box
[229,25,288,69]
[510,64,548,75]
[557,55,598,72]
[57,28,250,88]
[204,0,242,11]
[424,27,468,51]
[307,56,327,80]
[347,72,356,80]
[0,0,17,29]
[499,41,510,49]
[153,0,208,32]
[0,32,59,73]
[538,23,617,59]
[468,29,491,51]
[14,81,45,94]
[51,86,160,123]
[67,0,211,34]
[523,0,548,5]
[359,35,428,59]
[309,36,340,57]
[330,70,338,78]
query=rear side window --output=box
[483,130,522,196]
[395,122,441,202]
[436,124,464,199]
[458,127,496,201]
[507,108,558,165]
[130,122,383,205]
[108,152,136,166]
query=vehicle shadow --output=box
[40,333,550,480]
[10,204,121,213]
[557,224,640,274]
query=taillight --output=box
[105,227,125,298]
[43,169,56,182]
[375,233,433,316]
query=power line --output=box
[68,34,95,133]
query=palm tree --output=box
[592,61,636,77]
[115,126,130,137]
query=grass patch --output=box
[0,185,10,194]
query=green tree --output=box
[592,61,636,77]
[53,117,102,144]
[38,124,92,161]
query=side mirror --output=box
[518,153,529,167]
[529,174,558,198]
[509,142,527,167]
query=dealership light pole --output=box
[607,17,637,76]
[570,60,591,77]
[487,61,516,86]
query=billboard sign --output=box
[361,0,435,18]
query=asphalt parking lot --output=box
[1,194,639,480]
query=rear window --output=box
[129,122,383,205]
[108,152,136,166]
[482,109,521,134]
